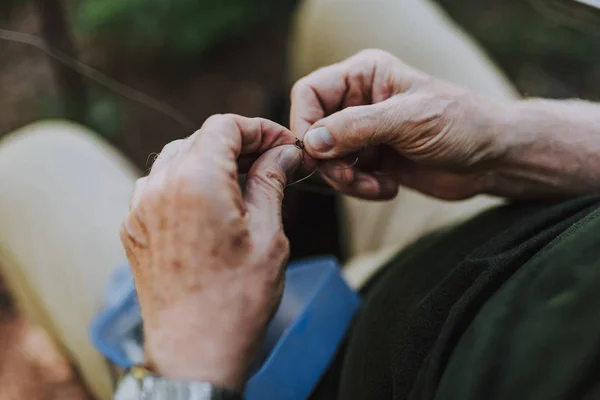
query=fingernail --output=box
[279,147,303,178]
[305,127,334,153]
[323,162,355,183]
[356,175,379,193]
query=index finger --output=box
[290,64,348,139]
[290,51,387,138]
[193,114,297,163]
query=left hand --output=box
[120,115,303,392]
[290,49,503,201]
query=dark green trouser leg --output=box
[311,195,600,400]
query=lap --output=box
[323,195,600,399]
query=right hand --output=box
[290,49,507,201]
[121,115,303,391]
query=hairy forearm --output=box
[488,98,600,199]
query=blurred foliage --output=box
[0,0,26,16]
[436,0,600,98]
[73,0,295,56]
[86,93,123,138]
[36,93,68,121]
[37,90,123,138]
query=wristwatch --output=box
[114,365,244,400]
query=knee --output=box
[0,119,138,231]
[1,120,125,167]
[0,120,138,181]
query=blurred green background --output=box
[1,0,599,259]
[74,0,274,56]
[1,0,599,155]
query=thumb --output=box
[303,101,394,159]
[244,145,303,235]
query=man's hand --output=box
[120,115,303,392]
[290,49,504,200]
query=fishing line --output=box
[0,28,196,131]
[527,0,600,37]
[287,139,359,187]
[286,168,318,187]
[0,27,356,193]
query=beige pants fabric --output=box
[0,1,516,399]
[0,122,138,400]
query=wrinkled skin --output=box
[120,114,303,391]
[290,49,504,201]
[117,48,600,397]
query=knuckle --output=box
[160,139,185,154]
[266,231,290,259]
[292,73,324,95]
[204,113,227,124]
[226,221,252,251]
[249,168,285,194]
[170,168,211,200]
[203,114,236,131]
[158,139,185,160]
[378,101,401,129]
[357,48,393,62]
[143,167,211,209]
[130,176,148,208]
[120,213,149,249]
[417,72,436,88]
[141,178,169,206]
[202,114,241,141]
[119,220,131,244]
[356,49,412,81]
[220,113,242,126]
[204,113,236,126]
[274,234,290,260]
[245,117,264,137]
[152,140,186,169]
[132,176,148,194]
[251,117,266,130]
[357,48,381,58]
[291,78,308,98]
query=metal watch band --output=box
[141,376,243,400]
[113,365,244,400]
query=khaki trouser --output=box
[0,1,516,399]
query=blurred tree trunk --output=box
[34,0,88,123]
